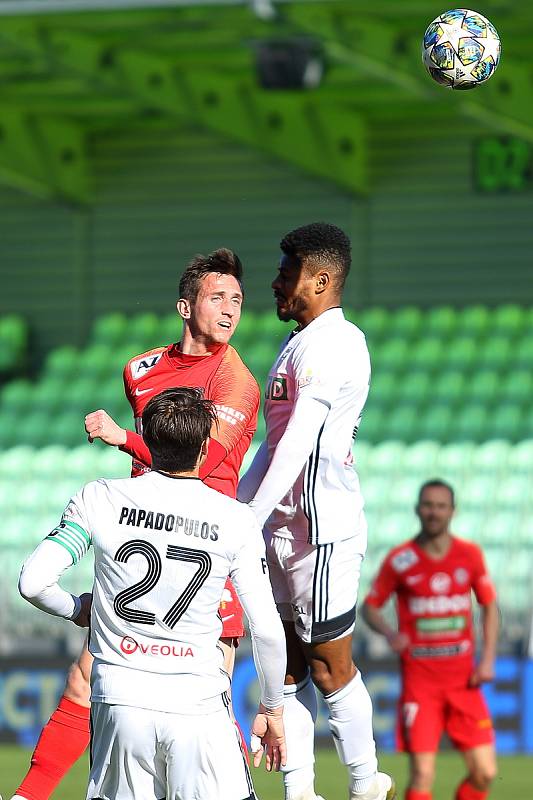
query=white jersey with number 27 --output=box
[43,471,281,713]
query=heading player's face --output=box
[190,273,243,345]
[272,254,317,323]
[416,486,454,538]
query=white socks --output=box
[281,672,318,800]
[324,670,378,795]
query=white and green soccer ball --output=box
[422,8,501,89]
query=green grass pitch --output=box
[0,745,530,799]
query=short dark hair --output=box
[179,248,244,304]
[142,387,217,473]
[417,479,455,507]
[280,222,351,291]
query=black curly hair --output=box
[280,222,351,291]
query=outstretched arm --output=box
[362,602,409,654]
[470,600,499,686]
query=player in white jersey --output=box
[19,387,286,800]
[238,223,395,800]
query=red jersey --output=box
[120,342,260,499]
[365,536,497,680]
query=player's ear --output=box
[177,298,191,320]
[199,436,209,467]
[315,270,330,294]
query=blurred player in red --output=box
[12,248,260,800]
[362,479,499,800]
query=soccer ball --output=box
[422,9,501,90]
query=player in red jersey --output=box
[362,480,499,800]
[11,248,260,800]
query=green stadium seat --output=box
[82,345,115,381]
[356,307,389,344]
[0,315,28,373]
[409,339,444,372]
[44,345,79,380]
[397,372,431,404]
[32,446,70,477]
[64,445,105,481]
[357,406,384,443]
[133,312,160,350]
[401,441,440,475]
[97,446,131,478]
[454,404,489,441]
[246,340,277,379]
[61,378,101,412]
[48,411,87,447]
[511,336,533,369]
[377,512,417,545]
[431,370,466,405]
[491,404,523,441]
[388,476,424,509]
[0,411,25,449]
[368,372,396,408]
[360,476,385,510]
[425,306,457,338]
[18,411,53,448]
[353,440,370,474]
[496,476,531,511]
[520,409,533,440]
[388,307,422,340]
[1,378,34,414]
[442,336,477,371]
[0,445,35,478]
[477,336,512,370]
[366,441,404,475]
[492,304,525,337]
[160,312,180,345]
[463,369,499,404]
[417,406,453,442]
[461,475,497,510]
[516,515,533,546]
[435,442,475,480]
[470,440,510,475]
[383,406,418,442]
[31,377,65,414]
[453,510,483,539]
[500,369,532,404]
[456,306,490,337]
[91,313,129,348]
[507,440,533,474]
[373,339,410,372]
[480,512,518,546]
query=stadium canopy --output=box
[0,0,529,202]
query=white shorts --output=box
[88,698,255,800]
[266,534,363,644]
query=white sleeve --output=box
[248,395,329,528]
[18,489,93,620]
[237,439,269,503]
[19,540,82,620]
[230,513,286,709]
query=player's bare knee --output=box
[64,662,91,705]
[410,760,435,790]
[309,659,354,696]
[469,762,497,790]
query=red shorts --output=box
[219,578,245,640]
[397,675,494,753]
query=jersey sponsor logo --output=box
[265,376,288,401]
[411,641,470,658]
[215,403,245,426]
[118,506,219,541]
[454,567,469,585]
[297,369,315,389]
[391,549,419,573]
[130,354,162,379]
[408,592,471,615]
[416,614,466,632]
[119,635,194,658]
[430,572,452,594]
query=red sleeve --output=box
[201,348,260,478]
[364,553,400,608]
[470,544,497,605]
[120,429,152,465]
